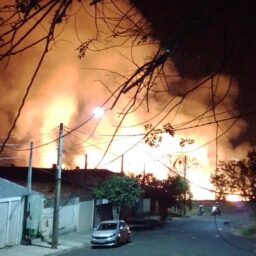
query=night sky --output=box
[131,0,256,145]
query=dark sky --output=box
[131,0,256,146]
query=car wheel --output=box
[115,237,121,247]
[127,235,132,243]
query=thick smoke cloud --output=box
[0,0,254,199]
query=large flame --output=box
[0,1,251,201]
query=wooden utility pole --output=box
[27,141,33,194]
[24,141,33,238]
[52,123,63,249]
[183,155,187,216]
[121,155,124,174]
[85,153,88,169]
[143,163,146,185]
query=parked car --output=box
[91,220,132,247]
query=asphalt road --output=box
[61,216,256,256]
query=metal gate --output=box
[0,197,23,248]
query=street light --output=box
[92,107,104,118]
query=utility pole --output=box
[24,141,33,240]
[85,153,88,169]
[27,141,33,194]
[140,163,146,217]
[143,162,146,185]
[183,155,187,216]
[121,155,124,175]
[52,123,63,249]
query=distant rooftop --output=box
[0,166,118,198]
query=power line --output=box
[214,215,253,253]
[2,104,256,155]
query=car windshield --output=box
[98,223,118,230]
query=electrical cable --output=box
[214,215,253,253]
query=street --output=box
[61,216,256,256]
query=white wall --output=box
[27,194,43,235]
[40,197,80,238]
[59,197,79,234]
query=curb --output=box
[44,244,87,256]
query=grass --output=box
[191,200,256,237]
[240,222,256,237]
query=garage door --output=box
[0,197,23,248]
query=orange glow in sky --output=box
[2,1,249,202]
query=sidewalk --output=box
[0,230,93,256]
[0,219,165,256]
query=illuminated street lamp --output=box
[92,107,104,118]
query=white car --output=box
[91,220,132,247]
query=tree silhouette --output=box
[211,150,256,201]
[136,173,190,218]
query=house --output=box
[0,178,28,248]
[0,166,74,197]
[0,165,152,244]
[62,168,118,227]
[0,166,82,239]
[0,165,118,242]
